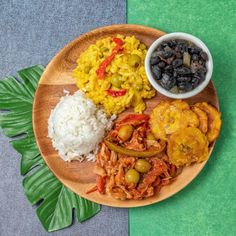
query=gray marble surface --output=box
[0,1,127,235]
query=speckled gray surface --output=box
[0,1,127,235]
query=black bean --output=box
[163,50,173,59]
[154,39,208,94]
[165,65,173,71]
[175,66,192,75]
[200,51,208,61]
[177,77,192,82]
[194,70,205,82]
[151,51,159,58]
[151,65,162,80]
[172,59,183,68]
[150,56,160,65]
[161,41,169,48]
[188,47,201,55]
[178,82,186,90]
[162,73,170,83]
[168,40,177,48]
[196,67,207,75]
[191,61,202,73]
[192,77,200,88]
[176,43,187,53]
[157,51,164,57]
[158,61,166,69]
[184,83,192,91]
[161,77,176,90]
[192,54,199,61]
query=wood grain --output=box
[33,24,219,207]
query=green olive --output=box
[101,47,109,53]
[135,159,151,173]
[128,54,141,67]
[118,125,134,141]
[125,169,140,184]
[139,44,146,50]
[84,66,91,74]
[147,133,156,140]
[110,73,122,88]
[134,83,143,91]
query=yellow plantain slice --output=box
[191,106,208,134]
[172,99,190,110]
[149,101,171,140]
[167,127,209,167]
[150,100,197,140]
[195,102,222,143]
[183,109,200,127]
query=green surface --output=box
[128,0,236,235]
[0,66,100,232]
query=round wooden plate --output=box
[33,24,219,207]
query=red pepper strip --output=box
[96,176,106,194]
[96,38,124,79]
[86,185,98,194]
[106,89,127,97]
[119,114,149,124]
[116,114,150,127]
[112,37,123,46]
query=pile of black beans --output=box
[150,39,208,93]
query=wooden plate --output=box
[33,24,219,207]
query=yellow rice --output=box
[72,35,155,115]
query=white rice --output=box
[48,91,115,162]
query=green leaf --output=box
[23,164,100,232]
[0,65,100,232]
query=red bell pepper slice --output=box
[106,89,127,97]
[96,38,124,79]
[96,175,106,194]
[116,114,150,127]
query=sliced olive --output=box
[125,169,140,184]
[110,73,122,88]
[84,66,91,74]
[135,159,151,173]
[118,125,134,141]
[101,47,109,53]
[128,54,141,67]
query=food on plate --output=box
[48,91,114,162]
[167,127,209,167]
[191,105,208,133]
[150,100,198,140]
[73,35,155,115]
[89,114,179,200]
[150,39,208,93]
[84,100,221,200]
[194,102,222,142]
[150,100,221,143]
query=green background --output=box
[128,0,236,235]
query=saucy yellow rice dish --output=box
[72,35,155,115]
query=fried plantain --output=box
[150,100,199,140]
[191,105,208,134]
[195,102,221,143]
[167,127,209,167]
